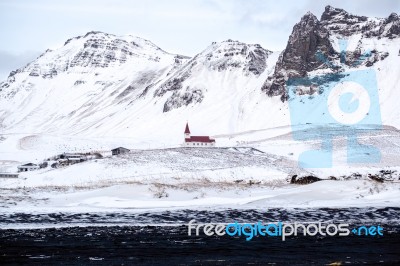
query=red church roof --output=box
[185,136,215,143]
[184,122,215,143]
[184,123,190,134]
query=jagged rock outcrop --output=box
[262,12,338,100]
[262,5,400,101]
[321,5,400,39]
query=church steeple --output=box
[184,122,191,139]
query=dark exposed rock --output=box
[155,74,189,98]
[205,40,271,74]
[248,180,261,186]
[117,85,136,98]
[42,68,58,79]
[262,5,399,101]
[163,87,204,112]
[384,13,400,38]
[74,80,86,86]
[321,6,400,39]
[262,11,338,100]
[137,84,154,98]
[371,169,398,182]
[39,162,48,169]
[290,175,321,184]
[290,175,298,183]
[67,34,154,68]
[320,5,368,36]
[347,173,362,180]
[247,45,269,75]
[29,72,39,77]
[368,175,384,183]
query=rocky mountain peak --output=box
[290,11,323,43]
[383,13,400,38]
[320,5,400,38]
[387,12,399,23]
[201,40,271,75]
[262,9,336,100]
[320,6,370,36]
[321,5,367,23]
[262,5,400,101]
[302,11,318,23]
[2,31,178,85]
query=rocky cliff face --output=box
[262,5,400,101]
[261,12,338,100]
[321,6,400,39]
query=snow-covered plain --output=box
[1,125,399,213]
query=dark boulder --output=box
[290,175,321,184]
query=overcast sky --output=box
[0,0,399,80]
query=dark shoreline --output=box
[1,207,400,264]
[0,225,399,265]
[1,207,400,226]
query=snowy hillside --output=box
[0,32,286,142]
[1,146,399,213]
[0,31,190,138]
[155,40,273,112]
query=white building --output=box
[183,122,216,147]
[17,163,40,172]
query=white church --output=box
[183,122,216,147]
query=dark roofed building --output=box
[111,147,130,155]
[183,122,216,147]
[17,163,40,172]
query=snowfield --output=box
[1,126,400,213]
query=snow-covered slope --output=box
[155,40,273,112]
[0,31,189,137]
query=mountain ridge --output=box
[1,5,399,140]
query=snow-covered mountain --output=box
[0,31,283,141]
[0,31,189,137]
[155,40,273,112]
[1,6,400,142]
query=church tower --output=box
[184,122,191,140]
